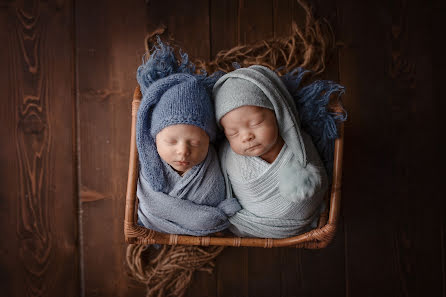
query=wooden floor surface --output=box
[0,0,444,296]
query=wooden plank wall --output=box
[75,0,147,295]
[0,1,79,297]
[0,0,444,296]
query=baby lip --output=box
[246,144,260,151]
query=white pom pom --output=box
[279,162,321,203]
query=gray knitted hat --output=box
[213,76,273,126]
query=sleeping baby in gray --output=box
[212,65,328,238]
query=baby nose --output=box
[241,131,254,142]
[177,143,190,157]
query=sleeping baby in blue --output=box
[135,49,240,236]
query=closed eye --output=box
[225,130,238,137]
[165,139,177,145]
[249,120,264,127]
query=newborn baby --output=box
[136,70,240,236]
[213,65,328,238]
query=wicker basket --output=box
[124,85,344,248]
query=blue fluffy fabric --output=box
[137,37,223,97]
[281,68,347,180]
[137,38,193,94]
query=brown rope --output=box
[144,0,334,76]
[126,244,224,297]
[196,0,334,75]
[128,0,335,295]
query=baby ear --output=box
[279,162,321,203]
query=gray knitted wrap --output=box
[212,65,328,238]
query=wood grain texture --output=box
[146,0,211,61]
[339,0,442,296]
[432,2,446,295]
[0,1,79,297]
[338,0,402,295]
[238,0,273,44]
[215,247,250,297]
[210,0,238,58]
[393,1,442,296]
[75,0,147,296]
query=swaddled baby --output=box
[136,70,240,236]
[213,65,328,238]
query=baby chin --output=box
[171,161,193,173]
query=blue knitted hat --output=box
[150,74,216,141]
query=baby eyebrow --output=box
[249,118,264,124]
[224,128,238,134]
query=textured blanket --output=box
[220,137,326,238]
[137,146,240,236]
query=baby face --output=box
[155,124,209,175]
[220,105,284,163]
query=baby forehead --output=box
[221,106,275,125]
[157,124,208,138]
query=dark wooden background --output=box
[1,0,444,296]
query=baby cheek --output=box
[168,145,181,159]
[228,139,244,155]
[227,138,237,149]
[261,126,276,142]
[191,144,206,161]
